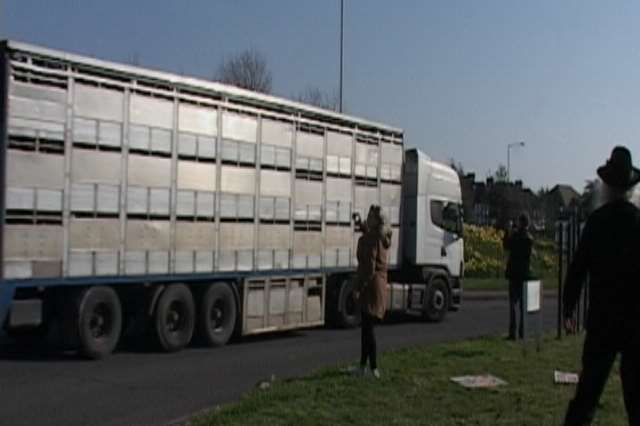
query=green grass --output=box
[189,335,627,426]
[464,277,508,292]
[464,277,559,292]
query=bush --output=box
[464,224,557,279]
[463,225,506,278]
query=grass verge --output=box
[464,277,509,292]
[464,277,559,292]
[189,334,627,426]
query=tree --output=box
[296,86,339,111]
[448,158,465,177]
[494,164,508,183]
[127,52,141,66]
[581,178,599,213]
[536,186,549,198]
[215,49,272,94]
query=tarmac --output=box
[463,290,559,301]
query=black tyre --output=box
[72,286,123,359]
[154,284,195,352]
[336,278,361,328]
[196,283,237,347]
[424,277,449,322]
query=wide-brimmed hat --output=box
[597,146,640,189]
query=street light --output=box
[339,0,344,113]
[507,141,525,182]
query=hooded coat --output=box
[356,226,392,320]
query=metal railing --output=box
[556,207,589,338]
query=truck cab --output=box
[394,148,464,318]
[403,149,464,280]
[333,148,464,328]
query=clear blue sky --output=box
[4,0,640,192]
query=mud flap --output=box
[0,284,16,334]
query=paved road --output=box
[0,298,559,426]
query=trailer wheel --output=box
[73,286,123,359]
[154,284,195,352]
[424,277,449,322]
[336,278,361,328]
[197,283,236,347]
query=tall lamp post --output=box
[339,0,344,113]
[507,141,525,182]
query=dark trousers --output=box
[564,331,640,426]
[508,280,524,339]
[360,311,377,370]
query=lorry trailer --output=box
[0,40,464,358]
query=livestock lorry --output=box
[0,41,464,359]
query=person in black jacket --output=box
[563,146,640,426]
[503,213,533,340]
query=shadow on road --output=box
[0,340,80,362]
[0,312,438,362]
[0,327,309,361]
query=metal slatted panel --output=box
[1,41,404,279]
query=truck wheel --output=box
[336,278,361,328]
[74,286,123,359]
[154,284,195,352]
[424,277,449,322]
[197,283,236,347]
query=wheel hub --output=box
[166,302,184,332]
[345,292,356,316]
[89,303,111,339]
[433,290,445,310]
[211,300,225,331]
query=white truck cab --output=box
[399,149,464,317]
[334,148,466,327]
[403,149,464,273]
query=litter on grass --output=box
[554,370,579,384]
[450,374,507,389]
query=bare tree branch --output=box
[494,164,508,182]
[215,49,272,94]
[127,51,141,66]
[296,86,339,111]
[448,158,465,176]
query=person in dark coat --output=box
[353,205,392,379]
[563,146,640,426]
[503,212,533,340]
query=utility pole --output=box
[507,141,525,182]
[339,0,344,113]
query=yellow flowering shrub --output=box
[463,225,506,277]
[463,224,558,278]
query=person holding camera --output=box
[503,213,533,340]
[353,205,392,379]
